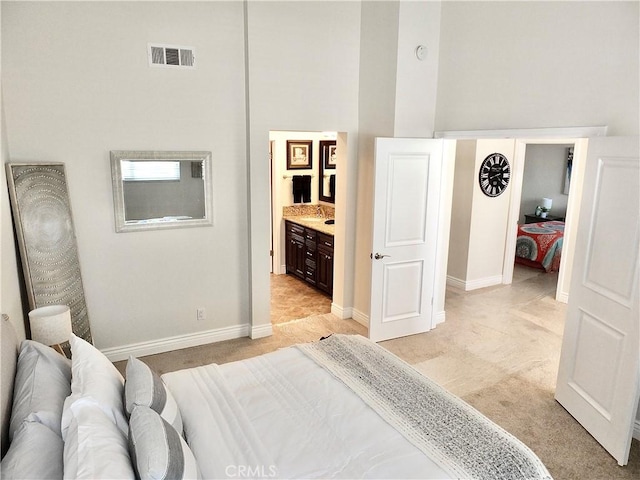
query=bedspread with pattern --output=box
[515,220,565,272]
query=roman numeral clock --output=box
[479,153,511,197]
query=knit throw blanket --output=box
[297,335,553,480]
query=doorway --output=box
[268,130,343,325]
[503,137,589,303]
[507,143,575,296]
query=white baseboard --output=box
[465,275,503,291]
[102,324,251,362]
[351,308,369,328]
[250,323,273,339]
[634,418,640,441]
[331,303,352,320]
[446,275,466,289]
[556,290,569,304]
[447,275,503,291]
[349,308,445,330]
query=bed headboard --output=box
[1,314,19,458]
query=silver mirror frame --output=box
[110,150,213,233]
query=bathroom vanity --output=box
[285,219,334,296]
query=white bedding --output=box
[162,347,451,479]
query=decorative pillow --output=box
[1,421,64,479]
[61,334,128,438]
[63,398,135,480]
[129,405,200,480]
[125,356,183,434]
[9,340,71,440]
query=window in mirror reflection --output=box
[122,161,180,181]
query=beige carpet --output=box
[115,266,639,480]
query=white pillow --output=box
[1,421,64,479]
[9,340,71,439]
[125,356,183,435]
[61,333,128,438]
[63,398,134,480]
[129,405,200,480]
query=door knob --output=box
[371,253,390,260]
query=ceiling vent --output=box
[148,44,195,69]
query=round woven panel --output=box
[11,164,92,343]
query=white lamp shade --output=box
[541,197,553,209]
[28,305,72,346]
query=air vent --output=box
[148,44,195,69]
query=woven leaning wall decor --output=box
[5,163,92,343]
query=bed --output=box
[0,315,553,479]
[515,220,565,272]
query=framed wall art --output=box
[320,140,337,170]
[286,140,313,170]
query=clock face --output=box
[479,153,510,197]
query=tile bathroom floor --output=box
[270,273,331,324]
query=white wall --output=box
[352,0,400,321]
[0,97,25,340]
[466,140,515,286]
[436,1,639,135]
[446,140,475,283]
[2,1,249,350]
[446,139,516,290]
[394,0,441,138]
[520,144,571,223]
[352,0,444,320]
[246,1,362,330]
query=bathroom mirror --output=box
[318,140,336,203]
[110,150,213,232]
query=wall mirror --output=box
[318,140,336,203]
[110,150,213,232]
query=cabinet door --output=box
[294,238,305,278]
[317,245,333,296]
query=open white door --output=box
[555,136,640,465]
[369,138,443,342]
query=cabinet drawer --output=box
[304,229,317,242]
[286,221,304,236]
[317,232,334,249]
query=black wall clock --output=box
[479,153,510,197]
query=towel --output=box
[301,175,311,203]
[292,175,304,203]
[292,175,312,203]
[329,174,335,198]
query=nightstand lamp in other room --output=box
[28,305,72,357]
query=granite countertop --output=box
[284,215,335,236]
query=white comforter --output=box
[162,347,451,479]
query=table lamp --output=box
[28,305,72,356]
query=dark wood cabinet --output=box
[285,220,333,297]
[285,221,305,278]
[304,228,317,286]
[524,213,565,224]
[316,232,334,295]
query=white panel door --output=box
[555,136,640,465]
[369,138,443,342]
